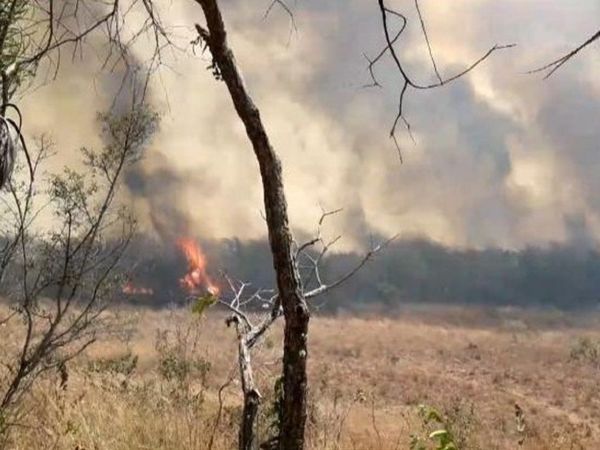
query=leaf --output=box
[429,429,458,450]
[429,429,449,439]
[192,293,218,316]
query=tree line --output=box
[105,236,600,311]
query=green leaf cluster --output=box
[191,293,218,317]
[410,405,460,450]
[0,1,36,99]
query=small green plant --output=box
[192,293,218,317]
[155,328,211,386]
[410,405,459,450]
[158,351,211,384]
[410,401,478,450]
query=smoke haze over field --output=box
[18,0,600,250]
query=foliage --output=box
[0,104,158,434]
[155,327,211,387]
[410,405,459,450]
[158,350,211,384]
[410,402,479,450]
[192,293,218,317]
[0,0,36,98]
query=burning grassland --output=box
[119,236,223,305]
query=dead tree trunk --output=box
[194,1,309,449]
[227,316,261,450]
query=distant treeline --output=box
[4,236,600,310]
[201,238,600,311]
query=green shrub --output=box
[410,401,479,450]
[155,329,211,386]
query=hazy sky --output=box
[19,0,600,250]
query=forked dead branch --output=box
[208,208,394,450]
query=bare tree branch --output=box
[264,0,298,41]
[529,28,600,79]
[414,0,442,85]
[204,201,393,449]
[370,0,515,160]
[304,234,398,299]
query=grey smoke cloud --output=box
[15,0,600,250]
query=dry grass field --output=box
[2,304,600,449]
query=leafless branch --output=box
[529,28,600,79]
[363,7,407,89]
[304,234,398,299]
[0,309,16,326]
[296,207,343,254]
[263,0,298,43]
[369,0,514,160]
[216,211,395,353]
[414,0,442,85]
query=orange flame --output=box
[177,238,219,295]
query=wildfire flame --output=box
[177,238,219,296]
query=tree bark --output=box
[194,2,309,449]
[227,316,261,450]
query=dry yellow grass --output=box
[1,305,600,449]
